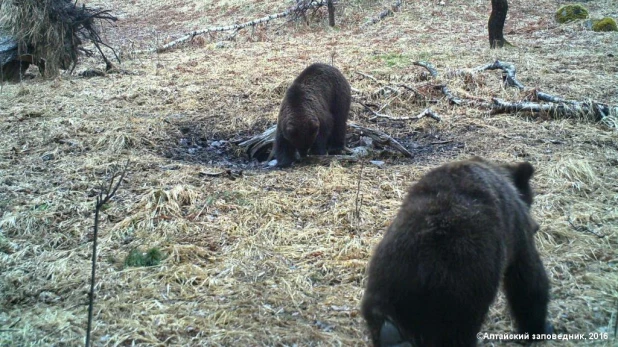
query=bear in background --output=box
[273,63,351,168]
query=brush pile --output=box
[0,0,117,80]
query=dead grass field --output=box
[1,0,617,346]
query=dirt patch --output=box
[157,114,464,169]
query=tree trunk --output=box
[488,0,508,48]
[327,0,335,27]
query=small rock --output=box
[359,136,373,147]
[314,320,335,332]
[215,41,230,49]
[350,146,370,157]
[41,153,55,161]
[370,160,385,168]
[267,159,278,167]
[38,291,60,303]
[210,140,226,148]
[160,164,180,171]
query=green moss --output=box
[555,4,589,24]
[124,247,164,268]
[592,17,618,32]
[144,248,163,266]
[414,51,432,63]
[374,53,408,68]
[33,203,49,211]
[124,249,146,267]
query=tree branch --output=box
[86,160,129,347]
[362,0,402,27]
[413,61,439,78]
[474,60,524,90]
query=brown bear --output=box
[361,157,552,347]
[273,63,351,168]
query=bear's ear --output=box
[507,162,535,206]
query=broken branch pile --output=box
[369,59,617,128]
[0,0,118,77]
[238,121,412,163]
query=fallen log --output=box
[490,97,613,124]
[135,0,329,54]
[363,0,402,27]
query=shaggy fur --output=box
[361,157,552,347]
[273,63,351,168]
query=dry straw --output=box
[0,0,617,346]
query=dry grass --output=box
[1,0,618,346]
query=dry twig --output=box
[363,0,403,27]
[415,60,616,126]
[399,84,430,101]
[86,160,130,347]
[348,122,413,157]
[355,71,381,85]
[413,61,439,78]
[434,84,462,105]
[354,159,365,227]
[414,108,442,122]
[567,218,606,239]
[474,60,524,90]
[361,103,441,122]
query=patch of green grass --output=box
[33,203,49,211]
[206,191,249,206]
[124,247,164,268]
[414,51,433,62]
[376,53,408,67]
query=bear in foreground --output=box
[361,157,552,346]
[273,63,351,168]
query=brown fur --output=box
[273,63,351,168]
[361,157,552,347]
